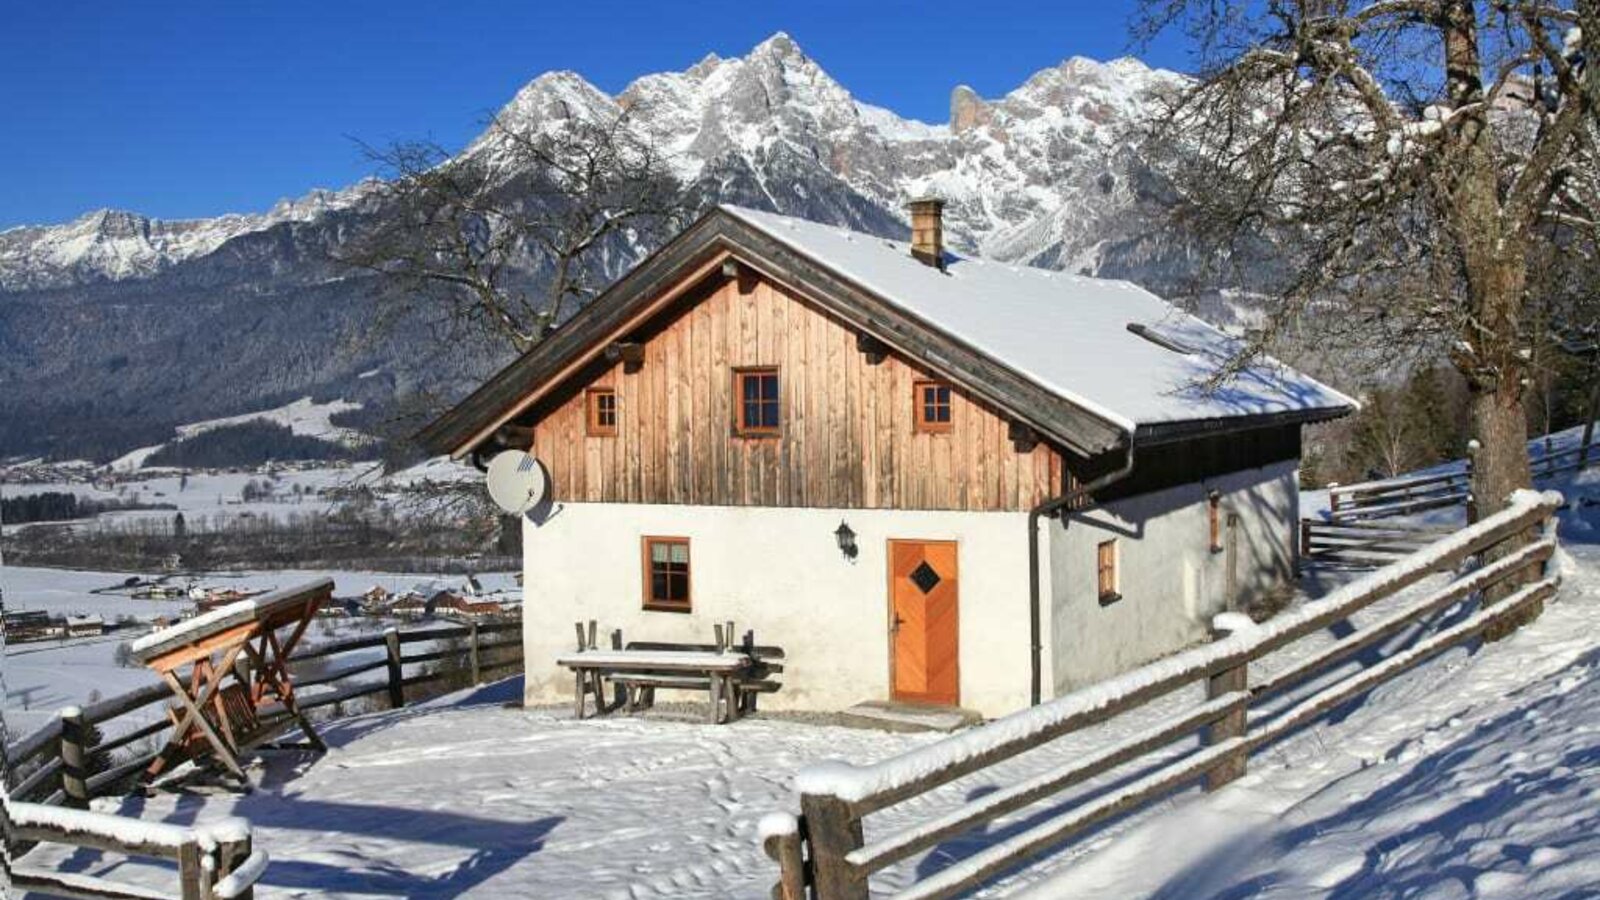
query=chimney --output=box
[907,197,945,269]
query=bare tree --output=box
[346,101,688,355]
[1137,0,1597,516]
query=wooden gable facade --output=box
[522,265,1066,512]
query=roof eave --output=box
[1131,403,1356,446]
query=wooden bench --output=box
[622,633,785,716]
[557,620,785,724]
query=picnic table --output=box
[556,648,752,724]
[131,578,333,783]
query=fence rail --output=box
[766,490,1564,899]
[2,802,263,900]
[4,617,523,896]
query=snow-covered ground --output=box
[9,445,1598,899]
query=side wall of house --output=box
[526,271,1063,512]
[1046,459,1299,694]
[522,502,1042,717]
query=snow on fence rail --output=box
[1,801,263,900]
[766,490,1565,900]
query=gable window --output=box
[642,537,691,612]
[1097,539,1121,604]
[914,380,953,433]
[587,388,617,437]
[734,367,780,436]
[1208,491,1224,553]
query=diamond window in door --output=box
[909,561,942,594]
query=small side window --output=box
[587,388,617,437]
[1097,539,1121,604]
[1208,491,1223,553]
[914,380,953,433]
[642,537,691,612]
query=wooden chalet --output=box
[421,200,1354,716]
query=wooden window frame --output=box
[641,536,692,613]
[732,366,781,438]
[913,380,954,434]
[586,388,618,437]
[1207,491,1224,553]
[1096,539,1121,605]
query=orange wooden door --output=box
[888,540,959,706]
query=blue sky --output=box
[0,1,1190,229]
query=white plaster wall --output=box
[521,503,1042,717]
[1047,460,1299,694]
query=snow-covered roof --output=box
[722,205,1355,430]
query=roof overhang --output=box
[417,208,1348,462]
[1131,404,1355,447]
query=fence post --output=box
[1327,482,1341,518]
[469,621,482,685]
[383,627,404,709]
[1465,441,1480,524]
[1203,627,1249,792]
[58,706,90,809]
[211,819,254,900]
[177,838,204,900]
[762,816,808,900]
[799,792,867,900]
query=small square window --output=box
[914,381,953,433]
[734,368,780,437]
[587,388,617,437]
[643,537,691,612]
[1097,539,1120,604]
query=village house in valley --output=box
[420,202,1355,717]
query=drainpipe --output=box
[1028,438,1138,706]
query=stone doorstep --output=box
[838,700,983,734]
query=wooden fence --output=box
[1325,435,1595,526]
[764,491,1564,900]
[1326,470,1470,523]
[1299,519,1455,569]
[4,618,522,896]
[3,802,264,900]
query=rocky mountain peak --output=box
[950,85,991,134]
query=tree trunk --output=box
[1468,378,1532,516]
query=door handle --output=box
[891,615,906,632]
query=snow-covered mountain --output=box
[2,34,1184,292]
[0,183,375,292]
[481,33,1185,267]
[0,33,1199,460]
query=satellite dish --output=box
[485,450,548,516]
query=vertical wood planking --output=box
[529,273,1065,512]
